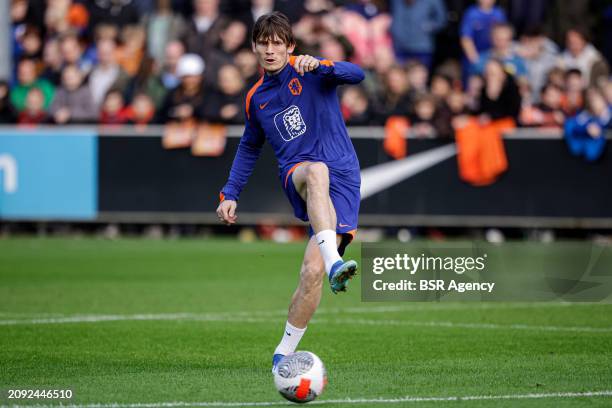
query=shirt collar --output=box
[264,61,293,84]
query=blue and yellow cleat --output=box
[328,260,358,294]
[272,353,285,374]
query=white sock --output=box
[274,321,307,356]
[315,229,343,276]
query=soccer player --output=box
[216,12,364,372]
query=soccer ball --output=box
[273,351,327,403]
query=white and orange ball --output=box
[273,351,327,403]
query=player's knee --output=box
[305,162,329,187]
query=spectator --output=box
[146,0,187,68]
[234,48,261,88]
[59,31,94,76]
[203,64,246,124]
[126,92,156,126]
[100,88,129,125]
[546,66,566,89]
[340,85,374,126]
[454,59,519,186]
[406,61,429,100]
[362,46,395,104]
[318,33,354,63]
[0,81,16,123]
[15,25,43,60]
[130,56,168,110]
[117,25,147,76]
[465,74,484,111]
[41,38,63,86]
[374,65,411,119]
[520,83,565,128]
[471,23,527,81]
[218,20,249,59]
[204,19,250,85]
[559,27,610,86]
[564,87,611,162]
[247,0,275,32]
[409,93,452,138]
[562,69,585,116]
[460,0,507,66]
[182,0,229,59]
[10,58,55,112]
[515,26,559,103]
[476,59,522,121]
[44,0,72,36]
[447,89,469,118]
[291,13,324,57]
[161,40,186,90]
[18,87,48,125]
[338,1,392,68]
[430,73,453,101]
[389,0,447,68]
[88,38,131,110]
[49,64,97,124]
[159,53,208,123]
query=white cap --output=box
[176,54,205,77]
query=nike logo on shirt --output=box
[259,101,269,109]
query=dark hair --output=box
[568,26,590,42]
[565,68,582,79]
[251,12,295,46]
[521,24,543,38]
[540,82,562,95]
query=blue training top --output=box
[220,56,365,201]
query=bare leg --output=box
[291,162,336,234]
[287,234,342,328]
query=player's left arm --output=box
[292,55,365,84]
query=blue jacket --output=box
[390,0,447,53]
[220,57,365,201]
[460,6,507,53]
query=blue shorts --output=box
[281,162,360,254]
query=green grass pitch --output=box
[1,237,611,407]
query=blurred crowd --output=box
[3,0,612,160]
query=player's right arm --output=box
[217,107,265,225]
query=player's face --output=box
[252,35,295,74]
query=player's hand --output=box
[293,54,320,76]
[217,199,238,225]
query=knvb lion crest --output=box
[274,105,307,142]
[288,78,302,95]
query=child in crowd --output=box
[520,83,565,128]
[562,69,585,116]
[100,89,129,125]
[341,85,373,126]
[49,64,96,124]
[18,87,48,125]
[126,92,156,126]
[409,93,452,138]
[564,87,611,162]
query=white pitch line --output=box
[324,318,612,333]
[0,301,599,322]
[2,390,612,408]
[0,313,610,333]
